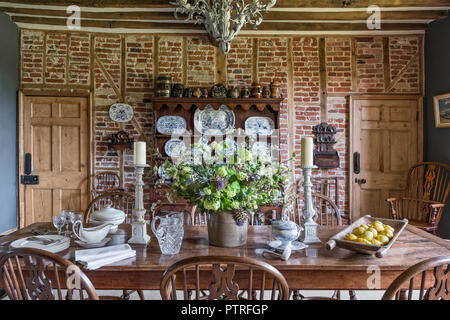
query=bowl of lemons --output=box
[326,215,408,258]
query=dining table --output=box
[1,222,449,292]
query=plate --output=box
[223,138,237,157]
[252,142,271,156]
[10,235,70,253]
[194,105,235,135]
[109,104,133,122]
[75,237,111,249]
[164,139,185,157]
[156,116,187,135]
[245,117,275,135]
[268,240,308,252]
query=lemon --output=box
[360,224,369,230]
[374,224,385,233]
[362,231,374,241]
[381,230,394,239]
[352,227,365,235]
[345,233,358,241]
[371,239,383,246]
[367,227,378,237]
[373,220,383,226]
[357,238,372,245]
[377,235,390,245]
[384,225,395,233]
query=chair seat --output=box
[408,220,438,232]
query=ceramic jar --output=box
[202,88,209,98]
[229,87,240,98]
[270,81,281,98]
[207,211,248,247]
[193,88,202,98]
[156,76,171,97]
[262,86,270,98]
[240,86,250,98]
[171,83,184,98]
[184,87,193,98]
[251,83,262,98]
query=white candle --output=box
[301,137,314,167]
[134,141,146,165]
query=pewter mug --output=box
[151,212,184,255]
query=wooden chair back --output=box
[382,255,450,300]
[91,171,122,198]
[406,162,450,204]
[294,192,342,226]
[160,256,289,300]
[0,248,99,300]
[84,191,135,224]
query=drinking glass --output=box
[52,216,65,235]
[61,210,74,235]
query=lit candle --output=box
[301,137,314,167]
[134,141,146,165]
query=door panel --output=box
[22,96,89,227]
[351,97,420,220]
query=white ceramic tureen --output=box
[89,205,126,231]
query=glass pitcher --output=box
[151,212,184,255]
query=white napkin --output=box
[75,244,136,270]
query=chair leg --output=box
[122,290,132,300]
[332,290,341,300]
[349,290,357,300]
[137,290,145,300]
[292,290,304,300]
[0,289,6,300]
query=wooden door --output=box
[21,95,90,227]
[350,96,422,220]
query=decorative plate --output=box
[252,142,271,157]
[245,117,275,135]
[75,237,111,249]
[223,138,238,157]
[164,139,185,157]
[268,240,308,252]
[109,104,134,122]
[156,116,187,135]
[194,105,235,135]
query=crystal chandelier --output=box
[170,0,277,54]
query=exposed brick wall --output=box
[18,29,423,216]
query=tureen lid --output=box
[91,206,126,221]
[271,219,298,230]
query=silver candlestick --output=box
[128,164,151,245]
[299,165,322,244]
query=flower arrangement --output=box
[157,140,294,223]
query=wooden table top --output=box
[1,223,449,272]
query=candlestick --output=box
[128,164,151,245]
[301,137,314,167]
[134,142,147,166]
[299,165,321,244]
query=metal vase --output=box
[207,211,248,247]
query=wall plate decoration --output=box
[109,104,134,122]
[245,117,275,136]
[194,105,235,135]
[164,139,185,157]
[156,116,187,135]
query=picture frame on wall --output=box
[434,93,450,128]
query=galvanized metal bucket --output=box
[207,211,248,247]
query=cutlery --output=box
[27,237,61,246]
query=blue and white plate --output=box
[164,139,185,157]
[109,104,134,122]
[156,116,187,135]
[245,117,275,135]
[223,138,238,157]
[158,165,171,180]
[194,105,235,135]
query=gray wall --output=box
[424,13,450,239]
[0,12,18,233]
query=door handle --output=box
[353,152,360,174]
[355,178,367,184]
[21,153,39,185]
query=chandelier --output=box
[170,0,277,54]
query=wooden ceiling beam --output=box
[11,15,428,31]
[1,0,450,9]
[1,6,447,21]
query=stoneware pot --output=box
[156,76,171,97]
[193,87,202,98]
[207,211,248,247]
[229,87,240,98]
[171,83,184,98]
[240,86,250,98]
